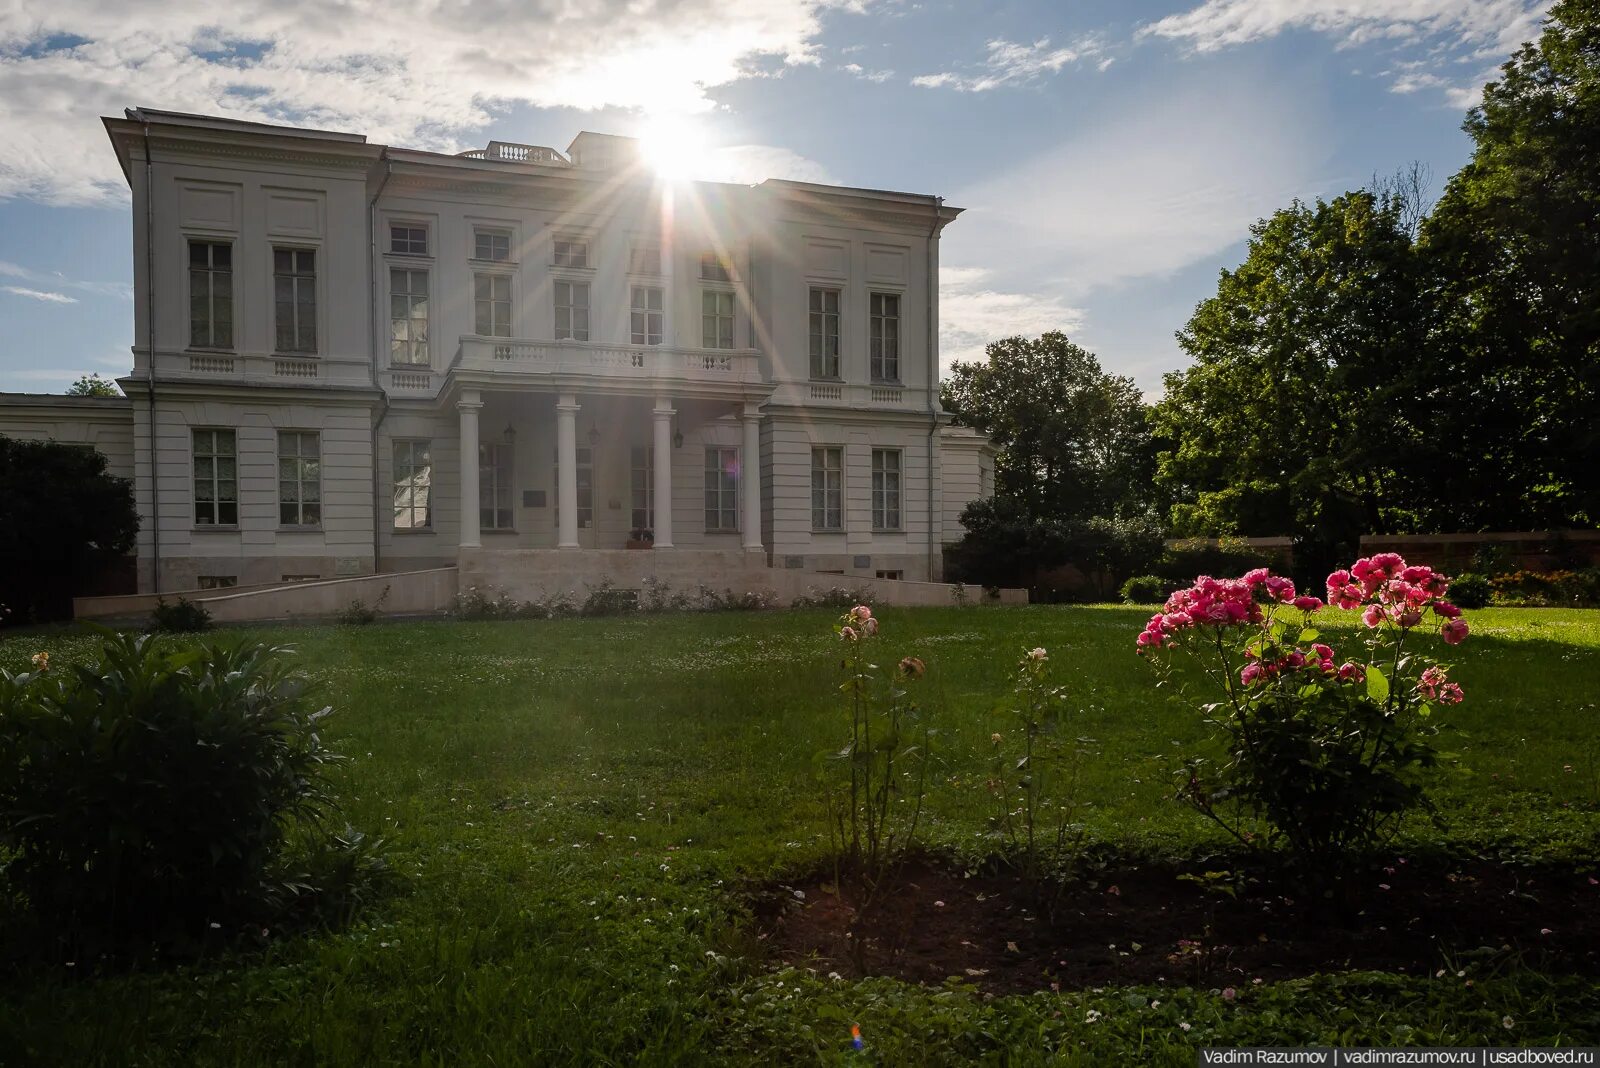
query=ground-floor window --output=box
[630,445,654,530]
[393,439,433,530]
[704,447,738,531]
[553,446,594,529]
[197,575,237,590]
[871,448,902,531]
[811,447,842,530]
[277,430,322,527]
[875,569,903,581]
[191,428,238,526]
[480,441,514,530]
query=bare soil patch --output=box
[757,855,1600,995]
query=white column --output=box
[741,403,763,553]
[557,393,580,549]
[457,391,482,550]
[652,398,675,549]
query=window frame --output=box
[630,444,655,530]
[388,266,431,366]
[479,440,515,531]
[471,226,513,264]
[871,448,903,531]
[699,252,733,282]
[869,290,901,383]
[392,438,433,531]
[388,223,430,257]
[187,239,234,351]
[630,285,664,346]
[552,446,595,530]
[810,446,843,531]
[191,427,238,528]
[701,288,735,350]
[272,246,319,355]
[628,243,663,276]
[554,279,591,342]
[552,235,591,269]
[703,446,740,532]
[277,430,323,529]
[809,286,842,379]
[473,271,513,338]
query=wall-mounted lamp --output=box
[588,426,601,447]
[503,423,516,443]
[673,429,684,450]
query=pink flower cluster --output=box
[1415,665,1464,705]
[1136,569,1316,650]
[1238,641,1365,687]
[838,604,878,641]
[1327,554,1468,644]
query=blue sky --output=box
[0,0,1552,395]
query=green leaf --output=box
[1366,664,1390,703]
[1298,628,1320,642]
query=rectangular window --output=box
[188,241,233,349]
[553,237,589,268]
[630,285,663,345]
[273,248,317,353]
[197,575,238,590]
[699,252,732,282]
[871,448,902,530]
[870,292,901,382]
[811,446,843,530]
[809,287,841,378]
[629,244,661,274]
[554,281,591,341]
[702,290,734,350]
[278,431,321,527]
[389,225,427,256]
[474,273,511,337]
[875,569,904,581]
[389,267,430,365]
[479,441,514,530]
[473,228,511,262]
[704,447,739,531]
[630,445,655,530]
[392,439,432,530]
[552,447,594,529]
[192,428,237,526]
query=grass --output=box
[2,605,1598,1065]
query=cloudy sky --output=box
[0,0,1552,394]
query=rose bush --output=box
[1136,554,1469,877]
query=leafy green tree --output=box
[0,437,138,622]
[942,332,1155,521]
[1154,191,1428,574]
[64,374,120,397]
[1418,0,1600,529]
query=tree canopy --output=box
[65,374,121,397]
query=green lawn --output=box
[2,605,1598,1066]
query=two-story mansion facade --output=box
[7,109,998,595]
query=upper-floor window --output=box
[809,287,841,379]
[553,237,589,268]
[811,446,843,531]
[629,244,662,275]
[704,447,739,531]
[699,253,732,282]
[392,439,432,530]
[188,241,233,350]
[474,273,511,337]
[871,448,902,531]
[631,286,663,346]
[192,428,237,526]
[870,292,901,383]
[389,268,430,365]
[273,248,317,354]
[278,430,322,527]
[389,225,428,256]
[473,228,511,262]
[555,281,591,341]
[702,290,734,350]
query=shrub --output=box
[580,581,638,617]
[791,584,874,610]
[336,584,390,625]
[1135,554,1469,881]
[0,632,371,950]
[1488,568,1600,607]
[1155,537,1276,584]
[1449,572,1492,609]
[1119,574,1169,603]
[150,595,212,632]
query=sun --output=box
[637,112,710,182]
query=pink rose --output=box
[1264,576,1296,603]
[1362,604,1386,629]
[1242,568,1269,586]
[862,617,879,635]
[1434,601,1462,619]
[1398,609,1422,629]
[839,626,858,642]
[1337,662,1366,683]
[1239,662,1264,686]
[1326,569,1351,589]
[1441,618,1469,645]
[1293,595,1324,613]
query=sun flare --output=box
[637,112,710,181]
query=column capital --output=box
[653,405,676,420]
[741,401,763,422]
[456,399,483,412]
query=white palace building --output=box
[0,109,1004,615]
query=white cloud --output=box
[0,0,865,204]
[1141,0,1549,55]
[912,36,1101,92]
[695,144,836,185]
[0,259,130,299]
[3,285,77,303]
[841,62,894,83]
[944,83,1327,296]
[938,266,1086,371]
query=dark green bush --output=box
[0,631,372,951]
[1449,572,1492,609]
[1155,537,1277,583]
[150,595,211,632]
[1119,574,1170,603]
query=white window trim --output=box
[392,438,433,532]
[191,427,239,529]
[703,445,740,532]
[470,225,515,265]
[551,233,594,270]
[811,445,844,532]
[388,265,431,367]
[869,289,903,384]
[480,440,515,532]
[554,279,592,342]
[808,285,843,380]
[277,429,323,530]
[386,221,432,258]
[630,285,664,346]
[473,270,514,338]
[871,447,904,532]
[272,244,320,356]
[186,237,235,352]
[700,287,736,351]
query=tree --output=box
[65,374,121,397]
[941,332,1155,522]
[1417,0,1600,530]
[1153,191,1429,577]
[0,437,138,622]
